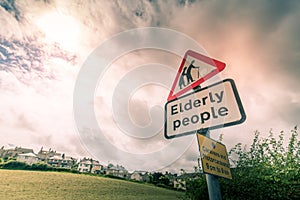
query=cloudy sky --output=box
[0,0,299,172]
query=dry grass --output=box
[0,169,184,200]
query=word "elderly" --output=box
[170,91,229,131]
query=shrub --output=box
[0,160,30,170]
[186,127,300,199]
[30,163,50,171]
[104,174,125,180]
[186,175,208,200]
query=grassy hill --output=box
[0,170,184,200]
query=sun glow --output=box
[35,11,81,52]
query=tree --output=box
[152,172,164,184]
[89,158,93,173]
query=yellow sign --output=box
[197,133,232,179]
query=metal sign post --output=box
[200,130,222,200]
[194,86,222,200]
[206,173,222,200]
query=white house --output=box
[47,155,75,168]
[16,152,39,165]
[130,171,149,182]
[77,158,103,174]
[47,155,63,167]
[106,164,128,178]
[173,173,199,191]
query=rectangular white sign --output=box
[164,79,246,139]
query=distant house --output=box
[77,158,104,174]
[37,147,56,162]
[16,152,39,165]
[36,147,76,168]
[61,156,76,168]
[106,164,128,178]
[47,155,61,167]
[174,173,199,191]
[47,154,76,169]
[90,162,103,174]
[0,146,5,158]
[0,147,34,159]
[130,171,150,182]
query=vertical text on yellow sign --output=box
[197,134,232,179]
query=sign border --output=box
[167,50,226,101]
[164,79,246,139]
[196,133,232,179]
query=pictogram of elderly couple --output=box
[178,60,200,89]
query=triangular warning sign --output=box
[167,50,226,101]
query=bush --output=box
[186,175,208,200]
[0,160,30,170]
[186,127,300,199]
[52,167,73,172]
[0,160,79,174]
[104,174,125,180]
[30,163,50,171]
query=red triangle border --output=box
[167,50,226,101]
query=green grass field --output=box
[0,170,184,200]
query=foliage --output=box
[0,160,30,170]
[151,172,164,184]
[72,162,79,170]
[104,174,126,180]
[0,160,79,174]
[158,175,170,186]
[186,127,300,199]
[3,156,16,162]
[30,162,51,171]
[185,174,208,200]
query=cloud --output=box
[0,0,21,21]
[0,0,299,172]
